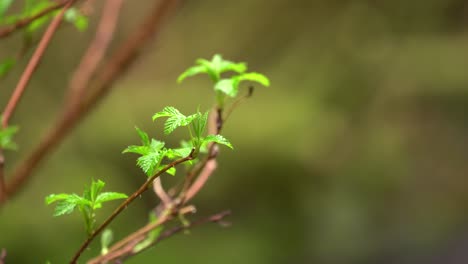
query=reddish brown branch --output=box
[0,0,76,39]
[1,0,75,128]
[0,151,5,202]
[70,149,194,264]
[185,157,217,201]
[153,177,172,206]
[121,210,231,262]
[66,0,124,107]
[89,209,231,263]
[0,248,6,264]
[3,0,179,202]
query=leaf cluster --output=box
[45,179,127,235]
[178,54,270,106]
[123,106,232,177]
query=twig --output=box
[1,0,75,128]
[88,205,196,264]
[0,248,6,264]
[119,210,232,262]
[66,0,124,107]
[153,177,172,206]
[0,151,5,202]
[3,0,179,202]
[70,149,194,264]
[184,157,217,202]
[0,0,76,39]
[88,207,231,264]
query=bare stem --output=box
[121,210,231,262]
[70,149,194,264]
[2,0,179,203]
[0,151,5,203]
[1,0,74,128]
[90,210,231,263]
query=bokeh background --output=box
[2,0,468,263]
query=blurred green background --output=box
[2,0,468,263]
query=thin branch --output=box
[0,151,5,202]
[88,205,196,264]
[0,248,6,264]
[90,210,231,264]
[70,149,194,264]
[120,210,232,262]
[0,0,76,39]
[66,0,124,107]
[1,0,75,128]
[3,0,179,202]
[153,177,172,206]
[184,157,217,202]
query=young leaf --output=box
[214,78,239,97]
[90,179,105,202]
[153,106,199,134]
[0,125,18,150]
[45,193,72,204]
[25,1,53,33]
[101,229,113,255]
[166,147,193,159]
[135,126,150,146]
[237,72,270,87]
[177,65,207,83]
[0,0,13,19]
[0,58,15,77]
[202,134,233,149]
[46,194,89,216]
[95,192,128,205]
[178,54,247,83]
[53,201,77,216]
[192,111,209,139]
[137,151,164,176]
[64,8,88,31]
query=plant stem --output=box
[1,0,75,128]
[70,150,194,264]
[2,0,179,204]
[0,0,77,39]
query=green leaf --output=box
[214,78,239,97]
[45,193,72,204]
[53,200,77,216]
[202,134,233,149]
[101,229,113,255]
[192,111,209,139]
[238,72,270,87]
[123,128,167,176]
[95,192,128,205]
[90,179,105,202]
[153,106,199,134]
[135,126,150,146]
[122,145,148,155]
[177,65,207,83]
[0,58,15,77]
[166,166,176,176]
[0,0,13,22]
[25,1,52,33]
[48,193,89,216]
[0,125,18,150]
[64,8,88,31]
[178,54,247,84]
[137,151,164,176]
[166,147,193,159]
